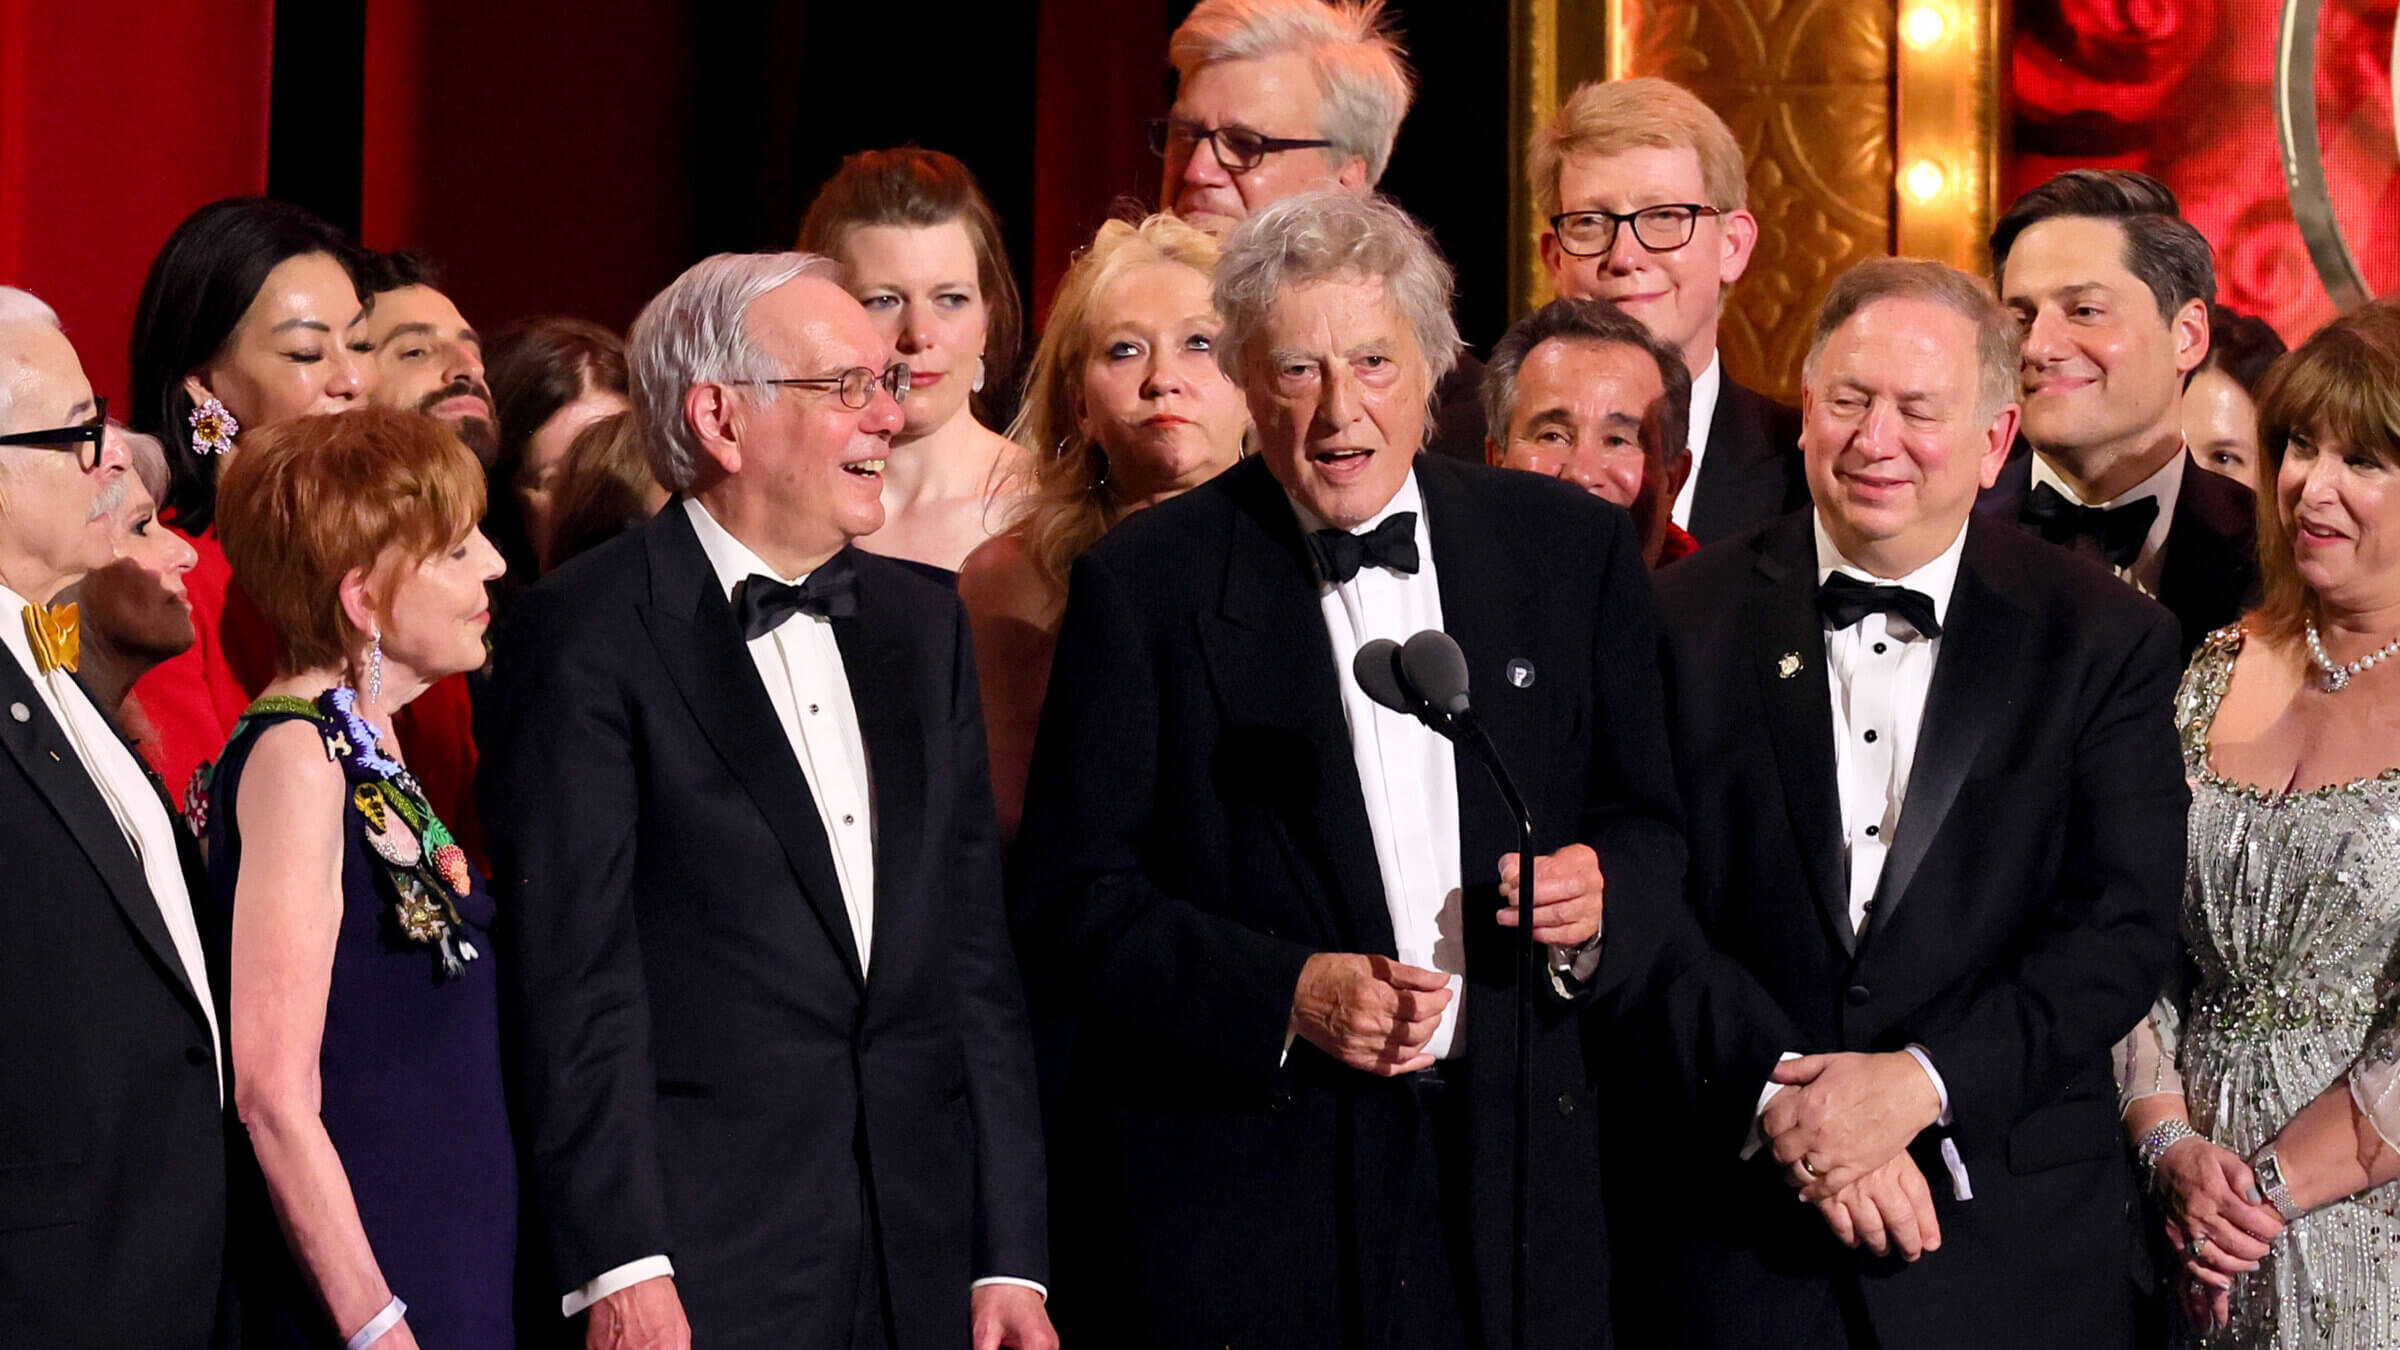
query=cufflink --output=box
[1777,652,1803,679]
[1506,658,1535,689]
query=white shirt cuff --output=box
[1902,1044,1953,1124]
[1740,1051,1806,1159]
[1902,1044,1973,1202]
[563,1255,675,1318]
[1546,929,1604,996]
[973,1276,1049,1300]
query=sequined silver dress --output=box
[2119,628,2400,1347]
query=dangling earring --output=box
[972,356,987,393]
[366,626,384,705]
[1091,446,1111,490]
[189,397,239,456]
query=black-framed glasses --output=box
[730,365,910,409]
[1146,117,1334,174]
[0,395,107,470]
[1547,205,1724,258]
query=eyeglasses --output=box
[730,365,911,410]
[1547,205,1724,258]
[0,395,108,470]
[1146,117,1334,175]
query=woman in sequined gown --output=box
[2118,302,2400,1348]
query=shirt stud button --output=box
[842,813,855,826]
[808,704,820,715]
[1874,642,1888,655]
[1865,825,1879,838]
[1863,729,1879,744]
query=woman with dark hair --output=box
[798,146,1032,572]
[204,407,513,1350]
[126,196,373,815]
[2185,302,2288,487]
[482,316,630,580]
[2119,300,2400,1345]
[542,411,667,570]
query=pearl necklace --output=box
[2305,620,2400,692]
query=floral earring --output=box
[189,397,239,456]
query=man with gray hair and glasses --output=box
[0,287,232,1349]
[483,254,1053,1350]
[1015,190,1685,1349]
[1631,257,2185,1348]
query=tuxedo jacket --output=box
[1425,351,1490,464]
[1011,453,1688,1350]
[1686,376,1808,546]
[1627,513,2187,1349]
[0,655,230,1349]
[480,508,1046,1350]
[1976,447,2259,659]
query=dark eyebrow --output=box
[378,322,437,348]
[64,397,94,421]
[269,317,332,335]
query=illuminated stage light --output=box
[1903,160,1949,201]
[1901,5,1950,48]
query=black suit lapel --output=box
[1417,459,1538,879]
[1867,521,2025,936]
[0,653,204,1015]
[1742,517,1854,952]
[833,565,926,984]
[639,509,866,987]
[1690,379,1798,544]
[2156,454,2259,654]
[1193,459,1395,956]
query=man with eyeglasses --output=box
[0,287,233,1350]
[483,254,1053,1350]
[1529,77,1809,545]
[1153,0,1492,463]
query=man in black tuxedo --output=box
[1977,169,2257,656]
[1528,77,1807,543]
[482,254,1053,1350]
[1633,259,2187,1348]
[0,290,230,1348]
[1014,191,1684,1350]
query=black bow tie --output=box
[2020,482,2160,571]
[1817,572,1944,639]
[1307,512,1420,584]
[733,551,860,639]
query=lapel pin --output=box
[7,702,25,722]
[1506,658,1535,689]
[1777,652,1803,679]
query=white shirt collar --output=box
[1686,351,1724,457]
[683,497,830,600]
[1286,462,1425,539]
[1812,511,1969,629]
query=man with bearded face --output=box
[361,250,500,467]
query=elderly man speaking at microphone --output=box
[1012,190,1686,1350]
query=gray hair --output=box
[1215,191,1461,411]
[118,424,172,505]
[1803,257,2020,420]
[0,287,65,437]
[1169,0,1415,185]
[628,251,844,492]
[1482,297,1693,459]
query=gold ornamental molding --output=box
[1508,0,2003,404]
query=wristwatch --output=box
[2249,1143,2304,1223]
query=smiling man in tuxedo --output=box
[482,253,1052,1350]
[1632,258,2187,1348]
[1013,191,1686,1350]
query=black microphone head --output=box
[1400,630,1472,717]
[1352,638,1414,716]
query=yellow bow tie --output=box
[23,601,77,675]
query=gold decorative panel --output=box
[1509,0,2001,406]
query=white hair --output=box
[1214,190,1462,417]
[1169,0,1415,185]
[627,251,845,492]
[0,286,65,444]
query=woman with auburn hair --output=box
[483,316,631,581]
[798,146,1032,573]
[542,410,669,570]
[958,214,1248,839]
[201,408,513,1349]
[2117,299,2400,1346]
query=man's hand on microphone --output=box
[1291,953,1453,1075]
[1495,843,1603,947]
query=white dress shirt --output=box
[1742,516,1969,1201]
[1298,472,1471,1060]
[1669,352,1725,531]
[566,501,1040,1316]
[2028,446,2184,595]
[2,584,221,1102]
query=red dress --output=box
[131,526,485,864]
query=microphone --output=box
[1351,637,1420,720]
[1399,630,1472,719]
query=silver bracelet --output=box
[345,1295,407,1350]
[2250,1144,2305,1223]
[2136,1117,2201,1171]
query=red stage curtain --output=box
[0,0,274,405]
[1030,0,1170,326]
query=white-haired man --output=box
[0,288,229,1349]
[483,254,1053,1350]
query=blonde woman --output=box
[958,215,1249,839]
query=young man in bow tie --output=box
[1622,259,2187,1348]
[1976,169,2258,656]
[481,254,1053,1350]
